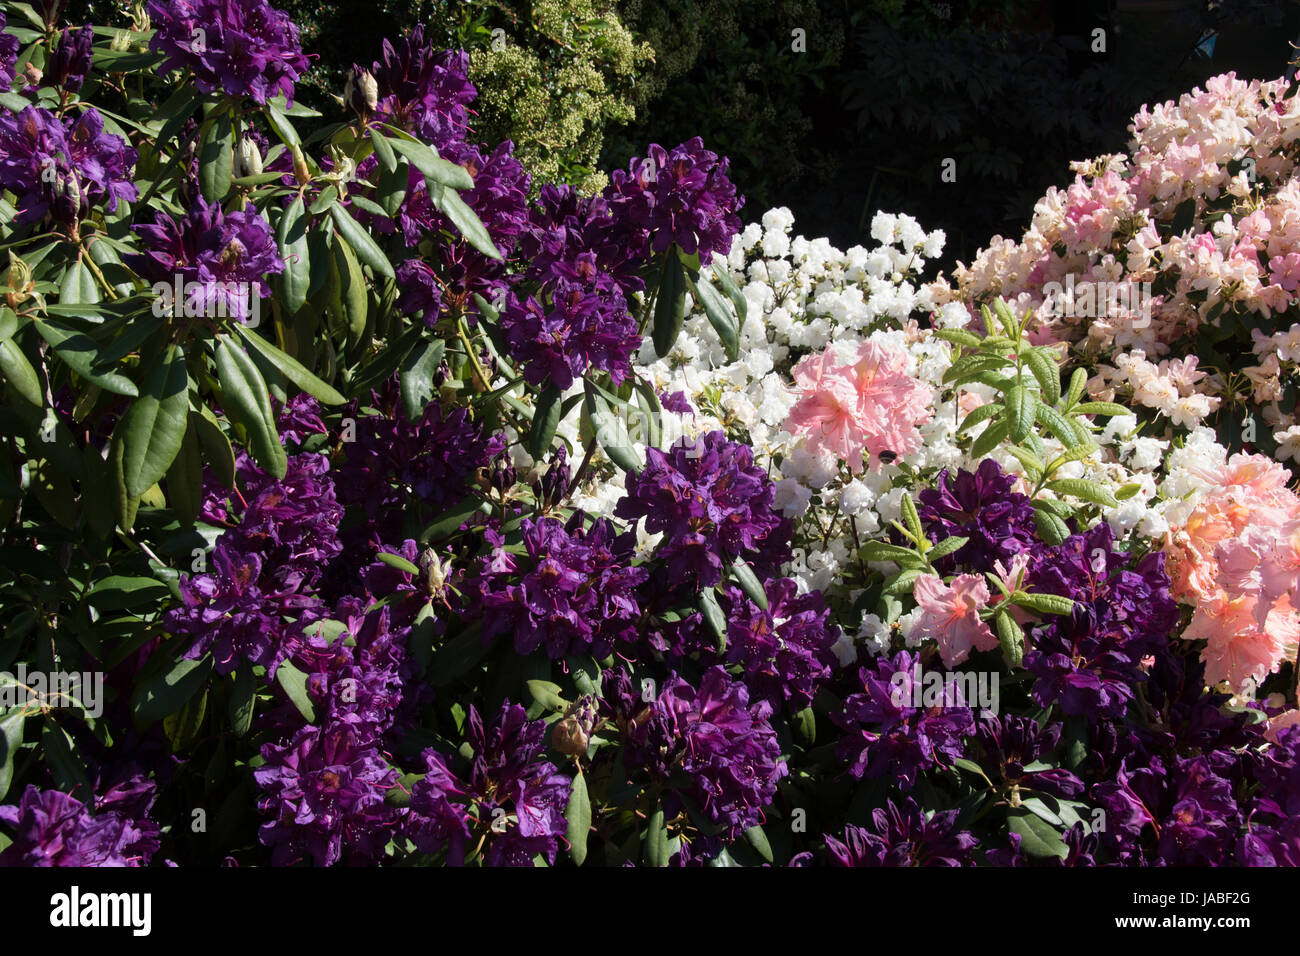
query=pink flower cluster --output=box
[911,573,996,667]
[1164,453,1300,693]
[783,339,933,473]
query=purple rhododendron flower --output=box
[0,106,137,227]
[476,513,649,659]
[917,458,1038,573]
[254,722,398,866]
[615,431,786,589]
[124,192,283,323]
[367,29,475,149]
[604,137,744,264]
[0,13,19,88]
[832,650,973,789]
[43,24,92,92]
[723,577,840,711]
[825,798,976,866]
[148,0,310,105]
[0,779,160,867]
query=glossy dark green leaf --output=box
[228,665,256,737]
[398,338,445,421]
[165,416,203,525]
[1007,808,1069,860]
[198,113,234,202]
[369,128,397,172]
[33,319,137,396]
[652,251,687,359]
[0,338,43,405]
[566,771,592,866]
[215,334,286,478]
[0,706,26,801]
[690,273,739,362]
[730,557,768,610]
[58,258,99,305]
[116,343,189,498]
[133,656,212,723]
[329,204,394,279]
[384,133,474,190]
[276,194,311,315]
[235,324,345,405]
[275,661,317,724]
[433,185,502,260]
[528,384,563,460]
[643,804,669,867]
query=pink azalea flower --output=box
[784,339,932,473]
[911,573,997,667]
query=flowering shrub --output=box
[0,2,1296,869]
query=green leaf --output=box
[690,273,739,362]
[0,338,41,406]
[1020,795,1064,827]
[275,195,311,315]
[117,343,189,498]
[335,238,368,340]
[1064,367,1088,409]
[228,665,256,737]
[1071,401,1131,417]
[431,623,490,686]
[925,535,970,561]
[957,400,1003,434]
[163,686,207,750]
[235,324,344,405]
[643,804,669,867]
[1036,403,1087,449]
[994,608,1024,667]
[1115,482,1142,501]
[194,404,235,488]
[698,587,727,647]
[525,679,566,712]
[934,328,982,348]
[1045,478,1119,508]
[133,656,212,723]
[1007,808,1069,860]
[900,491,925,546]
[215,334,286,478]
[375,551,420,575]
[1004,384,1036,443]
[329,204,394,279]
[1010,591,1076,616]
[943,352,1013,386]
[730,558,768,610]
[583,380,643,472]
[33,320,138,395]
[165,417,203,525]
[369,129,397,173]
[1033,509,1070,545]
[566,772,591,866]
[0,707,26,801]
[1023,348,1061,406]
[743,825,774,863]
[398,338,445,422]
[198,113,234,202]
[432,185,502,261]
[275,661,317,724]
[418,495,489,544]
[383,133,474,190]
[884,567,923,595]
[263,100,299,149]
[970,417,1010,458]
[652,251,687,359]
[712,260,748,326]
[528,384,563,460]
[1004,444,1045,479]
[992,298,1021,338]
[859,541,918,563]
[58,258,99,305]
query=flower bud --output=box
[550,716,589,756]
[344,67,378,118]
[45,25,92,92]
[291,144,311,185]
[235,137,264,178]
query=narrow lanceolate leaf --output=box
[215,334,286,478]
[900,492,925,547]
[994,607,1024,667]
[528,384,563,460]
[369,128,397,173]
[712,260,747,325]
[433,186,502,261]
[1045,478,1119,508]
[583,380,643,473]
[58,258,99,305]
[957,400,1002,434]
[33,320,138,395]
[1032,509,1070,545]
[860,540,920,564]
[744,825,774,863]
[652,251,687,358]
[1071,401,1131,418]
[1023,347,1061,406]
[1064,367,1088,409]
[643,805,669,867]
[730,558,768,611]
[276,195,311,315]
[383,133,474,190]
[329,204,394,279]
[943,352,1013,386]
[992,298,1021,338]
[264,100,300,148]
[698,588,727,648]
[235,323,344,405]
[925,535,969,561]
[1036,403,1087,449]
[970,417,1010,458]
[933,328,983,348]
[1004,384,1036,443]
[117,344,189,498]
[198,113,234,202]
[1010,591,1076,616]
[0,338,43,405]
[1004,444,1045,480]
[690,273,739,362]
[566,771,592,866]
[165,416,203,525]
[398,338,445,422]
[275,661,317,723]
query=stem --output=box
[455,316,493,393]
[80,241,119,300]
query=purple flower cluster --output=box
[476,514,649,659]
[254,721,398,866]
[0,13,19,89]
[723,577,840,711]
[615,432,787,590]
[832,650,973,790]
[0,106,137,228]
[0,779,160,867]
[366,32,475,149]
[605,137,744,264]
[404,702,570,866]
[124,193,283,322]
[147,0,311,105]
[824,799,976,867]
[972,715,1084,799]
[1023,523,1178,719]
[170,451,343,677]
[917,458,1038,572]
[609,666,786,837]
[517,183,648,299]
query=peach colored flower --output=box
[911,573,997,667]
